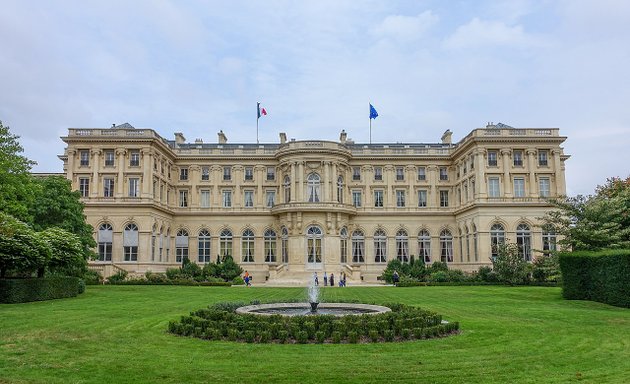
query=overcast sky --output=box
[1,0,629,196]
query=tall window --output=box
[281,227,289,263]
[306,226,323,264]
[418,230,431,263]
[201,166,210,181]
[200,190,210,208]
[104,150,115,166]
[179,167,188,181]
[129,151,140,167]
[242,229,255,262]
[220,229,232,259]
[488,151,498,166]
[123,223,139,261]
[374,167,383,181]
[539,177,551,197]
[490,223,505,259]
[244,190,254,207]
[538,150,548,166]
[542,229,557,256]
[80,150,90,166]
[418,190,427,207]
[198,230,211,263]
[396,190,405,207]
[374,229,387,263]
[222,190,232,207]
[439,167,448,181]
[176,229,189,263]
[417,167,426,181]
[98,223,113,261]
[396,167,404,181]
[352,190,362,207]
[352,167,361,181]
[79,178,90,197]
[266,190,275,208]
[179,190,188,207]
[514,177,526,198]
[244,167,254,181]
[223,166,231,181]
[128,178,139,197]
[472,224,479,261]
[465,227,471,262]
[440,190,449,207]
[165,229,171,261]
[340,227,348,263]
[266,167,275,181]
[440,229,453,263]
[337,176,344,203]
[284,176,291,203]
[264,229,277,263]
[103,178,114,198]
[513,150,523,166]
[307,173,321,202]
[374,190,384,207]
[351,230,365,263]
[488,177,500,197]
[516,223,532,261]
[396,230,409,262]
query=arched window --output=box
[123,223,138,261]
[165,228,171,261]
[198,229,211,263]
[458,228,464,262]
[98,223,113,261]
[351,230,365,263]
[281,227,289,263]
[176,229,189,263]
[307,173,321,202]
[374,229,387,263]
[472,224,479,261]
[306,225,323,264]
[151,224,157,262]
[340,227,348,264]
[220,229,232,260]
[242,229,255,263]
[516,223,532,261]
[465,227,471,262]
[158,226,164,262]
[337,176,344,203]
[490,223,505,259]
[542,228,556,256]
[418,229,431,263]
[284,176,291,203]
[264,229,277,263]
[396,230,409,263]
[440,229,453,263]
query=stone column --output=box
[427,165,438,207]
[363,165,373,207]
[189,166,199,207]
[90,149,101,198]
[66,149,76,182]
[116,149,126,197]
[141,150,153,197]
[332,162,338,202]
[290,162,296,203]
[255,165,264,206]
[501,149,512,197]
[298,162,304,202]
[527,149,537,197]
[475,150,487,199]
[324,161,331,202]
[552,149,565,196]
[234,165,242,208]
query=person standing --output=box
[330,273,335,287]
[313,272,319,286]
[392,270,400,285]
[323,272,328,287]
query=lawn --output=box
[1,285,628,383]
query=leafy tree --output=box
[0,211,49,277]
[492,243,529,285]
[0,120,36,222]
[29,176,96,260]
[38,227,86,277]
[219,255,243,282]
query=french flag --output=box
[257,102,267,119]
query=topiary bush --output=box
[0,277,82,303]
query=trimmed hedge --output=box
[108,279,231,287]
[559,249,630,308]
[0,277,82,303]
[396,281,559,287]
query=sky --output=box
[1,0,629,196]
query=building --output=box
[59,123,569,282]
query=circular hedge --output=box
[168,301,459,344]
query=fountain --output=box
[308,275,320,313]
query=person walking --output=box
[330,273,335,287]
[313,272,319,286]
[323,272,328,287]
[392,270,400,285]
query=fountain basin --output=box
[236,302,391,317]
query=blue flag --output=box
[369,104,378,119]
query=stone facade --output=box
[60,124,569,282]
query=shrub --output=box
[165,268,181,280]
[428,271,449,283]
[369,329,379,343]
[0,277,82,303]
[347,331,359,344]
[277,330,288,343]
[532,254,561,283]
[83,269,103,285]
[219,255,243,281]
[331,331,341,344]
[296,331,309,344]
[492,243,529,285]
[428,261,449,273]
[232,276,245,285]
[106,270,128,284]
[477,266,498,282]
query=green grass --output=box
[1,285,628,384]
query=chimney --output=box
[174,132,186,145]
[111,123,116,128]
[279,132,287,144]
[194,138,203,144]
[218,130,227,144]
[441,129,452,144]
[339,129,347,143]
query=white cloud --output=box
[372,11,439,42]
[443,18,536,49]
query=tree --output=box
[29,176,96,260]
[492,242,529,285]
[0,211,50,278]
[0,120,36,222]
[38,227,85,277]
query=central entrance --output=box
[306,225,323,269]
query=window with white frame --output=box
[175,229,189,263]
[538,150,548,166]
[179,167,188,181]
[488,151,498,166]
[281,227,289,263]
[514,177,526,197]
[513,150,523,166]
[80,150,90,166]
[490,223,505,259]
[198,230,211,263]
[440,190,449,207]
[418,229,431,263]
[79,177,90,197]
[539,177,551,197]
[488,177,500,197]
[337,176,344,203]
[352,167,361,181]
[266,167,275,181]
[264,229,277,263]
[103,178,114,197]
[266,190,275,208]
[340,227,348,264]
[179,190,188,207]
[418,190,427,207]
[223,166,231,181]
[374,229,387,263]
[396,190,405,207]
[307,173,321,202]
[244,167,254,181]
[98,223,113,261]
[200,190,210,208]
[244,190,254,207]
[352,190,362,207]
[417,167,426,181]
[219,229,232,259]
[130,151,140,167]
[222,190,232,207]
[516,223,532,261]
[284,176,291,203]
[440,229,453,263]
[396,167,404,181]
[396,230,409,262]
[242,229,255,262]
[439,167,448,181]
[542,229,557,256]
[374,167,383,181]
[128,178,139,197]
[374,190,384,207]
[306,226,323,264]
[201,166,210,181]
[104,150,115,166]
[351,230,365,263]
[123,223,139,261]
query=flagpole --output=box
[369,102,372,144]
[256,102,259,144]
[257,116,259,144]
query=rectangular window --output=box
[488,177,500,197]
[244,167,254,181]
[200,190,210,208]
[98,243,112,261]
[266,167,275,181]
[396,167,404,181]
[396,190,405,207]
[103,178,114,197]
[374,190,384,207]
[513,150,523,167]
[488,151,498,166]
[223,166,231,181]
[418,190,427,207]
[128,178,139,197]
[374,167,383,181]
[244,190,254,207]
[439,167,448,181]
[538,150,548,166]
[222,190,232,207]
[352,190,362,207]
[266,190,275,208]
[539,177,551,197]
[179,190,188,207]
[129,151,140,167]
[417,167,426,181]
[440,190,449,207]
[80,150,90,166]
[514,177,526,197]
[352,167,361,181]
[201,166,210,181]
[104,150,115,167]
[79,177,90,197]
[179,168,188,181]
[124,246,138,261]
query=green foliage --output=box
[38,227,86,277]
[381,257,426,283]
[0,277,82,303]
[428,261,449,273]
[107,270,128,284]
[559,250,630,308]
[531,254,561,283]
[492,243,529,285]
[180,258,203,280]
[83,269,103,285]
[477,266,499,282]
[218,255,243,281]
[0,211,50,277]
